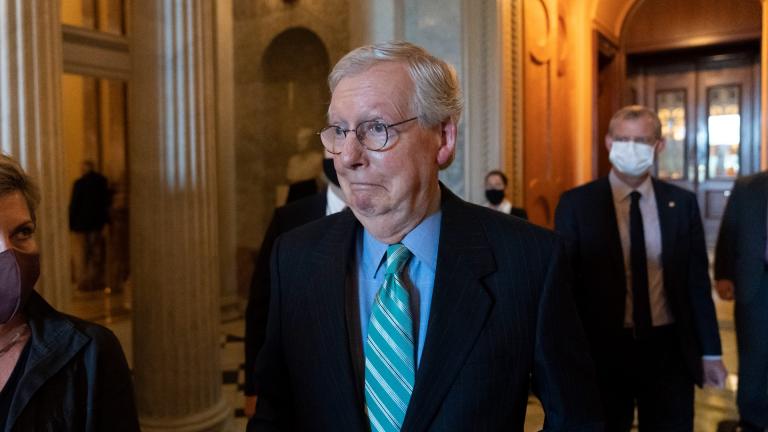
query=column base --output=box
[140,398,231,432]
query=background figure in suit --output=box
[249,41,602,431]
[484,170,528,220]
[243,155,345,417]
[555,105,726,431]
[715,171,768,432]
[68,160,111,291]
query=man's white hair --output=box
[328,41,463,127]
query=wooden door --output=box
[628,49,760,249]
[696,61,758,248]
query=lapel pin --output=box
[668,201,676,208]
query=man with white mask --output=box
[554,105,726,431]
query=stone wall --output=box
[404,0,466,198]
[233,0,349,251]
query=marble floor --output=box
[69,287,741,432]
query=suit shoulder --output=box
[65,314,121,345]
[557,177,608,207]
[462,201,559,247]
[50,313,127,361]
[736,171,768,189]
[274,192,325,219]
[653,178,697,202]
[278,209,350,245]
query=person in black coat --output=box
[0,153,138,431]
[68,160,112,291]
[243,157,346,418]
[715,170,768,432]
[555,105,725,431]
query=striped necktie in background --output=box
[364,243,414,432]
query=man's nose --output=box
[339,131,366,169]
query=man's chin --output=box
[350,196,380,217]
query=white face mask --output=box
[609,140,655,177]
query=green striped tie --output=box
[364,243,414,432]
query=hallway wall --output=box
[520,0,594,227]
[233,0,349,252]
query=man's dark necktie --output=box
[630,191,652,339]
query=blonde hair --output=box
[0,154,40,221]
[608,105,662,139]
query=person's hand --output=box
[715,279,735,301]
[702,359,727,389]
[244,395,258,418]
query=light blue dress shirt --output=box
[357,211,441,368]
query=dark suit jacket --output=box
[5,291,139,431]
[250,187,602,431]
[715,171,768,303]
[509,207,528,220]
[244,191,328,395]
[554,177,721,386]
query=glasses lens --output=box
[320,126,345,153]
[357,120,388,151]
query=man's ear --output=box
[654,137,666,155]
[604,134,613,153]
[437,118,457,169]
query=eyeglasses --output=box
[317,117,418,155]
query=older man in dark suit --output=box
[715,170,768,432]
[555,105,726,431]
[249,41,602,431]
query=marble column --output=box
[214,0,240,322]
[0,0,70,310]
[130,1,229,430]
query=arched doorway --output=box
[594,0,762,248]
[233,26,331,294]
[260,27,330,204]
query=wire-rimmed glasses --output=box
[317,117,418,154]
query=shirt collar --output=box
[325,185,346,216]
[362,210,442,278]
[609,169,654,203]
[486,199,512,214]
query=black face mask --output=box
[323,158,340,188]
[0,248,40,324]
[485,189,505,205]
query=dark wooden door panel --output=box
[628,49,760,250]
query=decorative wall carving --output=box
[522,0,578,227]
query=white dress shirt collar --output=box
[325,184,346,216]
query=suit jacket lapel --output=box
[9,293,90,428]
[597,178,625,290]
[652,179,678,285]
[401,188,496,432]
[307,209,368,428]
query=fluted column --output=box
[130,1,229,430]
[0,0,70,310]
[214,0,240,322]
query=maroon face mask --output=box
[0,248,40,324]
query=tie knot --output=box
[630,190,642,202]
[385,243,412,276]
